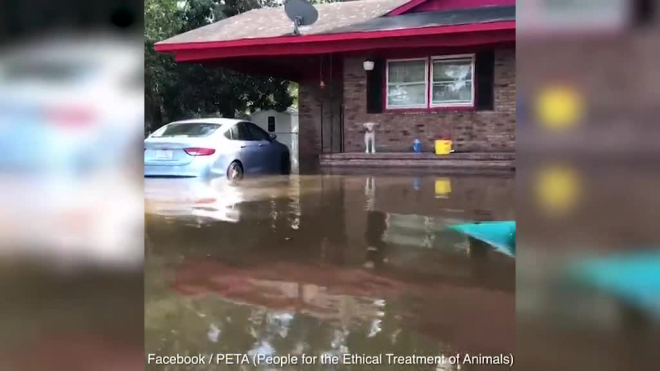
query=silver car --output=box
[144,119,291,179]
[0,36,143,175]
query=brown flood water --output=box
[145,173,515,370]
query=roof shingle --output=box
[157,0,410,45]
[326,5,515,34]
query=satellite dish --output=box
[284,0,318,35]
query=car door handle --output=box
[258,144,266,147]
[240,145,247,148]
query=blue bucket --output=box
[413,139,422,153]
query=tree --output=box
[145,0,293,134]
[145,0,184,133]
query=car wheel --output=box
[227,161,244,181]
[280,154,291,175]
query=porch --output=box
[155,1,516,172]
[319,151,515,172]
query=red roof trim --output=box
[173,30,513,63]
[386,0,428,16]
[155,21,515,53]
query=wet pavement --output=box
[145,173,515,370]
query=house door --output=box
[320,77,343,154]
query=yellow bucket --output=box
[435,139,452,155]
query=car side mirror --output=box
[270,134,277,141]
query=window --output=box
[244,122,271,141]
[123,66,143,92]
[431,56,474,107]
[235,122,252,141]
[151,123,221,138]
[3,59,94,84]
[267,116,275,132]
[385,54,475,110]
[386,59,427,109]
[225,125,239,140]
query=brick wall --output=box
[342,49,516,153]
[298,83,323,169]
[298,80,343,171]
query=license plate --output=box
[155,150,173,160]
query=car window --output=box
[124,66,143,92]
[2,59,94,84]
[236,122,252,141]
[151,123,221,138]
[224,125,239,140]
[244,122,270,141]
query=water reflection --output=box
[145,178,244,224]
[146,174,515,370]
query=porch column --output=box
[298,77,343,172]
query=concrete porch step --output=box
[318,152,515,170]
[319,152,515,161]
[320,158,515,170]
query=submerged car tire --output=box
[227,161,244,181]
[280,154,291,175]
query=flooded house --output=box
[148,1,517,365]
[155,0,516,171]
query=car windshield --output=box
[124,66,143,92]
[151,123,221,138]
[1,59,94,84]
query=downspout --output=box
[329,54,334,153]
[319,55,324,154]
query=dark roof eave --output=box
[326,5,515,34]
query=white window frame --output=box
[385,57,429,110]
[383,54,477,110]
[429,54,475,108]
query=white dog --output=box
[363,122,377,153]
